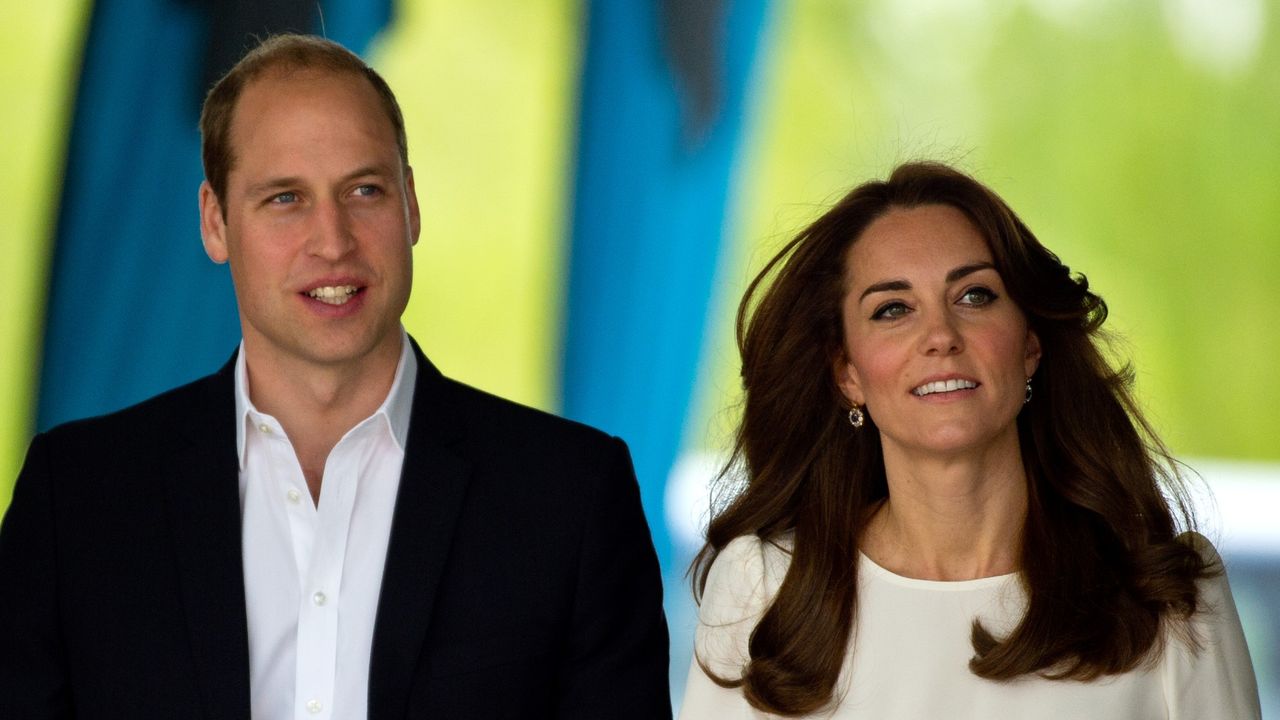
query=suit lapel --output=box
[368,341,473,719]
[164,354,251,719]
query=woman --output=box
[680,162,1260,718]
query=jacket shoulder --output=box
[440,376,621,453]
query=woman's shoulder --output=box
[1172,531,1235,613]
[1175,530,1221,562]
[693,533,794,678]
[700,533,793,619]
[1159,532,1262,718]
[1166,532,1239,642]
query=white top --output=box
[680,533,1261,719]
[236,331,417,720]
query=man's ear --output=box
[405,166,421,246]
[833,350,864,407]
[1024,328,1042,379]
[199,181,229,264]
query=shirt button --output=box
[286,489,301,504]
[306,699,322,714]
[257,423,272,434]
[313,591,327,606]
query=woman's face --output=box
[834,204,1041,459]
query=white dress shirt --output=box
[235,332,417,720]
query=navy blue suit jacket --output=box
[0,341,671,719]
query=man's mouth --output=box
[306,285,360,305]
[911,379,978,397]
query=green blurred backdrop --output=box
[689,0,1280,465]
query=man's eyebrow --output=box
[243,166,396,198]
[341,164,395,182]
[244,177,303,197]
[857,262,996,302]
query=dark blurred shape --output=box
[660,0,727,149]
[191,0,316,99]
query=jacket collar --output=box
[368,337,474,718]
[166,351,252,719]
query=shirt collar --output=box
[234,329,418,470]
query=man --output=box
[0,34,670,719]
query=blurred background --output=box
[1,0,1276,713]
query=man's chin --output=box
[244,326,401,373]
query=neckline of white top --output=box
[858,552,1018,591]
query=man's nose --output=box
[306,200,356,260]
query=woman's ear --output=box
[1024,328,1042,378]
[833,351,864,406]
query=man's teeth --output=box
[307,285,358,305]
[912,379,978,396]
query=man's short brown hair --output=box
[199,34,409,205]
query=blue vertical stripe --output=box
[38,0,232,431]
[561,0,770,569]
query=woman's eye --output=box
[958,287,997,306]
[871,302,911,320]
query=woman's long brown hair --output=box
[692,161,1212,715]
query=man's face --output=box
[199,68,418,373]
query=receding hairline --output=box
[199,34,410,207]
[229,63,385,125]
[219,67,399,193]
[231,49,373,88]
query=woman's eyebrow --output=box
[859,279,910,302]
[946,262,995,282]
[857,262,995,302]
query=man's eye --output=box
[871,302,910,320]
[353,184,382,197]
[958,287,997,306]
[270,192,298,204]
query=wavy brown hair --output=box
[692,161,1213,715]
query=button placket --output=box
[293,438,360,720]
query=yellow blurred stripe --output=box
[372,0,581,412]
[0,2,91,513]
